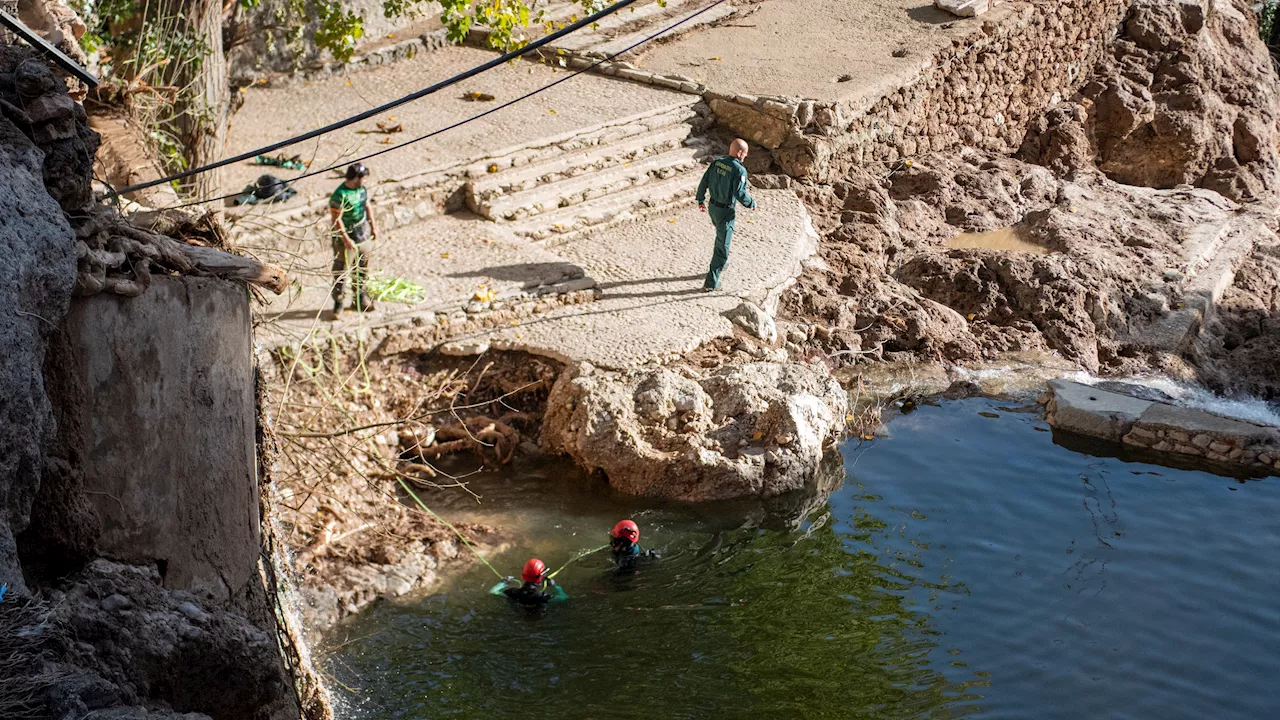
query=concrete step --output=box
[481,145,705,221]
[506,172,697,243]
[459,101,698,180]
[468,123,695,204]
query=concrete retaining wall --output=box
[706,0,1131,180]
[1044,380,1280,473]
[57,275,261,603]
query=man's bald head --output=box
[729,138,749,160]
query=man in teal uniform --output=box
[696,138,756,291]
[329,163,379,316]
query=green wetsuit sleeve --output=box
[549,583,569,603]
[734,165,756,209]
[696,164,712,206]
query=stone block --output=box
[1209,440,1234,454]
[796,100,815,128]
[615,68,654,84]
[1045,380,1155,442]
[761,100,797,121]
[725,301,778,343]
[709,98,792,149]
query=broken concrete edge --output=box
[1044,379,1280,474]
[264,286,601,355]
[936,0,1006,19]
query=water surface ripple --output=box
[330,398,1280,719]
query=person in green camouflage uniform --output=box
[329,163,379,316]
[696,138,756,291]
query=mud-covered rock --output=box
[1081,0,1280,200]
[542,363,848,501]
[52,560,293,720]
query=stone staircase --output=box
[462,98,715,243]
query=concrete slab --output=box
[255,186,815,367]
[630,0,978,104]
[1133,403,1280,446]
[1045,379,1155,442]
[477,188,818,368]
[254,212,587,343]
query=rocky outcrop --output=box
[49,560,295,720]
[0,60,78,595]
[1081,0,1280,200]
[542,362,848,501]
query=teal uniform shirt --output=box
[696,156,756,210]
[329,184,368,233]
[697,156,755,290]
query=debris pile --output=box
[71,207,288,297]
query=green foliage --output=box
[384,0,608,50]
[1263,1,1279,45]
[313,0,365,62]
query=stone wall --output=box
[1044,380,1280,474]
[704,0,1132,180]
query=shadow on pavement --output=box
[447,261,584,287]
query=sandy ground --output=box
[633,0,974,102]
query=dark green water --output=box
[327,398,1280,719]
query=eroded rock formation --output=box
[542,362,848,501]
[1081,0,1280,200]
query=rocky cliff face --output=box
[0,49,82,596]
[542,362,848,501]
[1081,0,1280,200]
[783,0,1280,395]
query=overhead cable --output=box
[162,0,731,210]
[114,0,642,195]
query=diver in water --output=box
[497,558,567,607]
[610,520,659,571]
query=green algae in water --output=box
[328,398,1280,719]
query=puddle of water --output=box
[328,399,1280,719]
[946,226,1050,254]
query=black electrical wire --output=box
[115,0,642,195]
[162,0,731,211]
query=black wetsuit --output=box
[502,579,558,606]
[611,538,659,571]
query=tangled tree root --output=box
[398,412,529,473]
